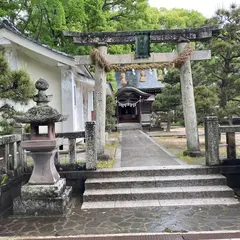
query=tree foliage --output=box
[202,4,240,121]
[0,51,34,134]
[194,85,219,123]
[105,95,116,132]
[152,69,181,131]
[0,51,34,103]
[158,8,206,29]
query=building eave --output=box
[0,21,92,78]
[115,86,151,99]
[139,88,162,94]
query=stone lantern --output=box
[13,78,72,216]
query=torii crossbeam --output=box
[64,27,219,157]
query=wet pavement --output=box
[1,197,240,237]
[121,130,181,167]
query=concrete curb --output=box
[147,133,205,137]
[140,130,187,165]
[113,131,122,168]
[3,230,240,239]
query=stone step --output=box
[85,166,220,178]
[85,174,227,189]
[81,197,239,209]
[117,123,142,131]
[83,185,233,202]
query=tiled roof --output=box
[115,86,151,98]
[0,19,73,59]
[115,69,164,90]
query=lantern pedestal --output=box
[13,179,72,216]
[21,139,62,185]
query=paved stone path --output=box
[121,130,182,167]
[1,198,240,237]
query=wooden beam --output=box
[63,27,220,45]
[75,50,211,65]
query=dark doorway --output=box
[118,105,139,123]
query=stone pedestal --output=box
[13,179,72,216]
[28,150,60,184]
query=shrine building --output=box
[115,69,164,127]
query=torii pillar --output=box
[178,40,200,155]
[94,44,107,154]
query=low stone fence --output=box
[205,116,240,165]
[0,121,97,176]
[0,134,25,176]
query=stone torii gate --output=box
[64,27,219,156]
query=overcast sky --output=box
[148,0,240,17]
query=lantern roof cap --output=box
[14,78,68,124]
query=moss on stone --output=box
[1,174,9,185]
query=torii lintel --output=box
[63,26,220,45]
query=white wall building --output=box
[0,20,112,133]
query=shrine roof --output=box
[115,86,151,99]
[115,69,164,90]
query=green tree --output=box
[194,85,219,123]
[152,69,181,131]
[203,4,240,121]
[105,95,116,132]
[0,51,34,134]
[158,8,206,29]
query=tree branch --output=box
[0,84,18,94]
[102,0,126,10]
[230,54,240,60]
[211,73,225,82]
[109,14,123,21]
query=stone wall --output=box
[0,176,23,218]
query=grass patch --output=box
[176,154,205,165]
[154,133,240,165]
[105,141,118,149]
[97,160,115,168]
[153,136,205,165]
[108,131,120,139]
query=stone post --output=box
[17,140,25,171]
[177,41,200,155]
[226,132,236,160]
[4,143,10,173]
[204,116,220,166]
[85,121,97,170]
[69,139,76,164]
[9,142,17,171]
[13,124,24,134]
[94,44,107,155]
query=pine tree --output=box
[0,50,34,134]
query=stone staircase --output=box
[117,123,142,131]
[82,166,239,209]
